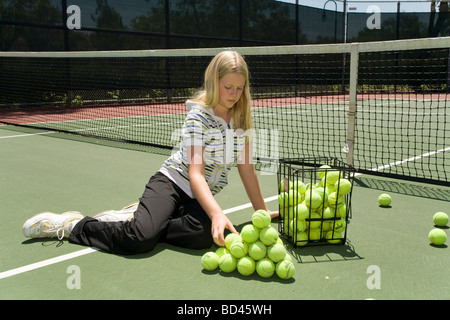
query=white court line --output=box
[0,196,278,280]
[0,131,55,139]
[364,146,450,174]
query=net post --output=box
[344,44,359,166]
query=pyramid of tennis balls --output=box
[278,165,351,246]
[201,210,295,280]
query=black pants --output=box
[68,172,213,255]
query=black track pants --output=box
[68,172,213,255]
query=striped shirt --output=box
[159,100,247,198]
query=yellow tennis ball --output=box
[293,203,309,220]
[256,258,275,278]
[328,192,344,208]
[219,253,237,273]
[378,193,392,207]
[335,178,352,196]
[295,231,309,246]
[428,228,447,245]
[267,243,287,263]
[323,206,336,219]
[248,241,267,261]
[241,224,260,244]
[290,218,307,233]
[332,219,346,233]
[306,213,322,229]
[308,228,321,241]
[433,212,449,227]
[252,210,271,229]
[215,247,230,258]
[318,165,332,179]
[325,170,341,185]
[326,231,342,244]
[259,226,279,246]
[229,239,249,259]
[225,233,241,250]
[201,252,219,271]
[304,190,322,209]
[292,180,307,195]
[276,259,295,280]
[288,189,301,206]
[279,179,293,192]
[237,256,256,276]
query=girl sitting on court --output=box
[22,51,278,254]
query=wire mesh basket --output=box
[277,157,356,248]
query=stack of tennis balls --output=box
[201,209,295,280]
[428,211,448,246]
[278,164,350,247]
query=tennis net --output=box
[1,37,449,185]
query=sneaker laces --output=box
[42,224,66,240]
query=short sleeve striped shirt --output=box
[159,100,248,198]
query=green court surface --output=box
[1,125,449,300]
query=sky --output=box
[278,0,436,13]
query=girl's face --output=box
[217,72,246,111]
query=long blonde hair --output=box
[192,51,253,132]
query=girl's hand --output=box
[211,213,238,247]
[268,210,279,220]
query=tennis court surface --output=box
[1,124,449,300]
[1,38,449,301]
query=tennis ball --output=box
[328,192,344,208]
[241,224,260,243]
[295,231,309,246]
[428,228,447,246]
[335,178,352,196]
[259,226,279,246]
[230,239,249,259]
[323,206,336,219]
[304,190,322,209]
[248,241,267,261]
[332,219,346,233]
[325,170,341,185]
[290,218,307,233]
[292,180,307,195]
[318,165,332,179]
[219,253,237,273]
[279,179,293,192]
[237,256,256,276]
[278,192,290,208]
[433,212,449,227]
[224,233,241,250]
[337,204,347,218]
[314,187,328,204]
[252,210,271,229]
[256,258,275,278]
[215,247,230,258]
[293,203,309,220]
[306,213,322,229]
[276,260,295,280]
[326,231,342,244]
[267,243,287,263]
[378,193,392,207]
[308,228,321,241]
[288,189,302,206]
[201,252,219,271]
[322,220,333,232]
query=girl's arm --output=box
[237,142,279,219]
[188,145,238,247]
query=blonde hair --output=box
[192,51,253,132]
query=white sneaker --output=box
[93,202,138,222]
[22,211,84,240]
